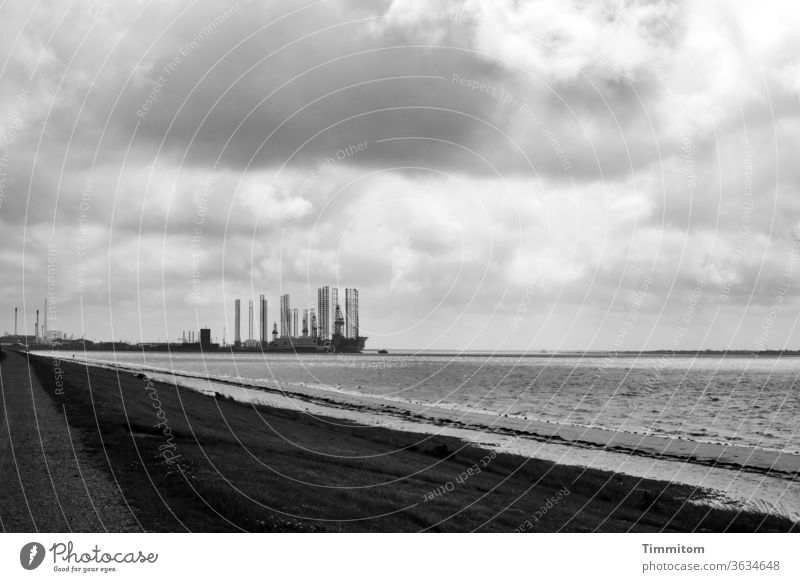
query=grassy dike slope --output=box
[28,354,797,532]
[1,351,137,531]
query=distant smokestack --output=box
[14,307,17,336]
[35,309,39,341]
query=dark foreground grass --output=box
[29,354,798,532]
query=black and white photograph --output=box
[1,0,799,578]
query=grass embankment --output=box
[29,355,797,532]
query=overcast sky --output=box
[2,0,800,350]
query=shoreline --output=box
[30,345,800,357]
[35,351,800,520]
[43,353,800,487]
[20,351,800,532]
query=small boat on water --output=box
[378,349,388,354]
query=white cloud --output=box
[2,0,800,348]
[467,0,679,82]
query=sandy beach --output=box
[0,349,793,532]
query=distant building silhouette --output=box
[317,286,330,340]
[345,288,359,339]
[259,294,267,345]
[280,294,290,337]
[200,328,211,349]
[310,308,318,338]
[234,299,241,346]
[248,300,254,341]
[331,288,339,334]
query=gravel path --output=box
[0,350,140,532]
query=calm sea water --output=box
[63,351,800,455]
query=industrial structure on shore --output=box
[2,286,364,354]
[1,299,71,347]
[233,285,365,353]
